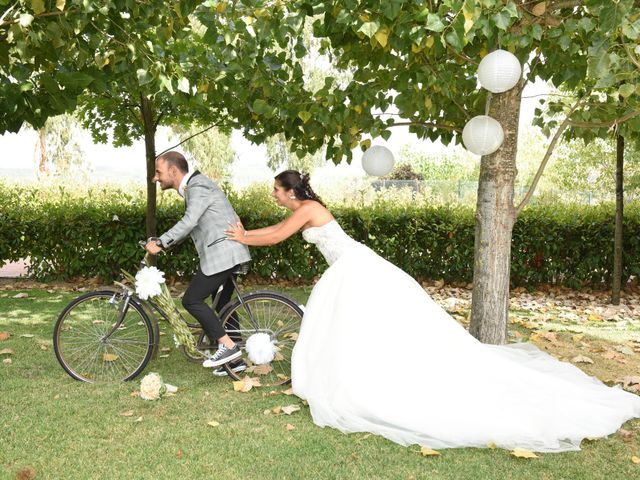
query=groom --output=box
[145,151,250,370]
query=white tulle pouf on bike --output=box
[245,333,277,365]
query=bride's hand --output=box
[225,218,246,242]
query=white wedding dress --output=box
[291,220,640,452]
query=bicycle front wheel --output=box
[220,291,303,386]
[53,290,154,383]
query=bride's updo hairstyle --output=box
[275,170,325,206]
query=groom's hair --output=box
[157,151,188,173]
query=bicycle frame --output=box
[109,247,262,356]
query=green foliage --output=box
[265,132,327,173]
[399,144,478,181]
[32,113,87,177]
[546,136,640,195]
[383,162,424,181]
[3,182,639,288]
[169,125,235,180]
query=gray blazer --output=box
[159,172,251,276]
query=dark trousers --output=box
[182,265,237,343]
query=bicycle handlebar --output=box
[139,238,165,254]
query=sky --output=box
[0,80,547,187]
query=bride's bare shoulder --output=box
[301,200,334,224]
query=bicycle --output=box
[53,246,304,386]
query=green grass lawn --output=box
[1,286,639,480]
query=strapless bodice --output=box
[301,220,359,266]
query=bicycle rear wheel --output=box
[53,290,154,383]
[220,291,303,386]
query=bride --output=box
[225,170,640,452]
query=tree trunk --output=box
[611,133,624,305]
[469,86,522,345]
[36,128,47,175]
[140,94,157,247]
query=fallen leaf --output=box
[19,334,34,338]
[13,293,28,299]
[571,355,594,364]
[587,313,603,322]
[273,352,285,361]
[419,446,440,457]
[619,428,635,442]
[632,456,640,464]
[0,332,10,341]
[207,421,220,427]
[282,404,300,415]
[160,347,171,353]
[285,423,295,431]
[165,384,178,394]
[119,410,134,417]
[134,416,143,422]
[620,376,640,387]
[272,405,283,414]
[40,344,48,351]
[103,353,119,362]
[130,390,140,398]
[176,449,183,459]
[263,409,271,415]
[0,348,13,355]
[282,388,294,396]
[252,364,274,375]
[614,345,635,356]
[232,376,261,393]
[15,466,36,480]
[3,358,12,365]
[54,394,60,400]
[511,448,539,459]
[284,332,299,341]
[601,350,627,363]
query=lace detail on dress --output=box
[302,220,359,266]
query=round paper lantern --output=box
[362,145,395,176]
[462,115,504,156]
[477,50,522,93]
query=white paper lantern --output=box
[362,145,395,176]
[462,115,504,156]
[477,49,522,93]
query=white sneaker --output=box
[212,360,248,377]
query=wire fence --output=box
[363,179,639,205]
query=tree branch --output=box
[547,1,584,11]
[624,43,640,70]
[0,2,18,25]
[155,120,229,158]
[0,8,71,27]
[389,121,462,132]
[568,109,640,128]
[515,92,590,215]
[153,111,165,130]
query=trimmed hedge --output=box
[2,182,638,288]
